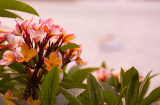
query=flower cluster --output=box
[96,67,119,82]
[0,18,85,99]
[96,67,143,83]
[0,18,85,70]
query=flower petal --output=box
[21,18,33,30]
[16,57,25,62]
[29,48,37,58]
[7,34,15,46]
[54,58,61,65]
[49,52,57,63]
[44,58,51,66]
[0,59,9,65]
[32,100,41,105]
[27,97,33,104]
[32,23,40,31]
[3,51,15,60]
[63,34,75,41]
[21,43,29,57]
[12,24,22,36]
[46,66,52,71]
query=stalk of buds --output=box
[0,18,85,100]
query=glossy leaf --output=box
[0,9,22,19]
[69,67,98,83]
[61,43,79,51]
[99,81,119,96]
[123,67,138,95]
[120,68,125,90]
[41,66,59,105]
[137,71,152,104]
[0,0,39,16]
[102,90,120,105]
[67,64,82,77]
[140,87,160,105]
[125,74,139,105]
[8,62,25,74]
[60,82,87,89]
[58,86,82,105]
[115,86,127,105]
[87,73,104,105]
[107,75,118,91]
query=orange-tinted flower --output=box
[44,52,61,71]
[63,34,75,43]
[16,43,37,62]
[1,90,17,105]
[27,97,40,105]
[75,49,86,65]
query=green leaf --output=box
[102,90,121,105]
[0,0,39,16]
[67,64,82,77]
[61,43,79,51]
[125,74,139,105]
[62,77,74,84]
[41,66,59,105]
[77,90,90,101]
[0,82,15,93]
[60,82,87,89]
[0,73,28,85]
[87,73,104,105]
[69,67,98,83]
[101,61,106,68]
[139,71,152,95]
[149,73,160,79]
[137,71,152,104]
[99,81,119,96]
[0,96,7,105]
[123,67,138,88]
[107,75,118,91]
[131,75,139,105]
[0,9,22,19]
[140,87,160,105]
[8,62,25,74]
[58,86,83,105]
[115,86,127,105]
[120,68,125,90]
[9,99,30,105]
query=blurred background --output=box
[1,0,160,91]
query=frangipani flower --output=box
[0,50,16,66]
[0,90,17,105]
[44,52,63,81]
[27,97,41,105]
[12,24,22,36]
[75,49,86,65]
[17,18,33,31]
[44,52,61,71]
[28,29,47,43]
[7,34,21,49]
[16,43,37,62]
[96,68,111,82]
[63,34,76,43]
